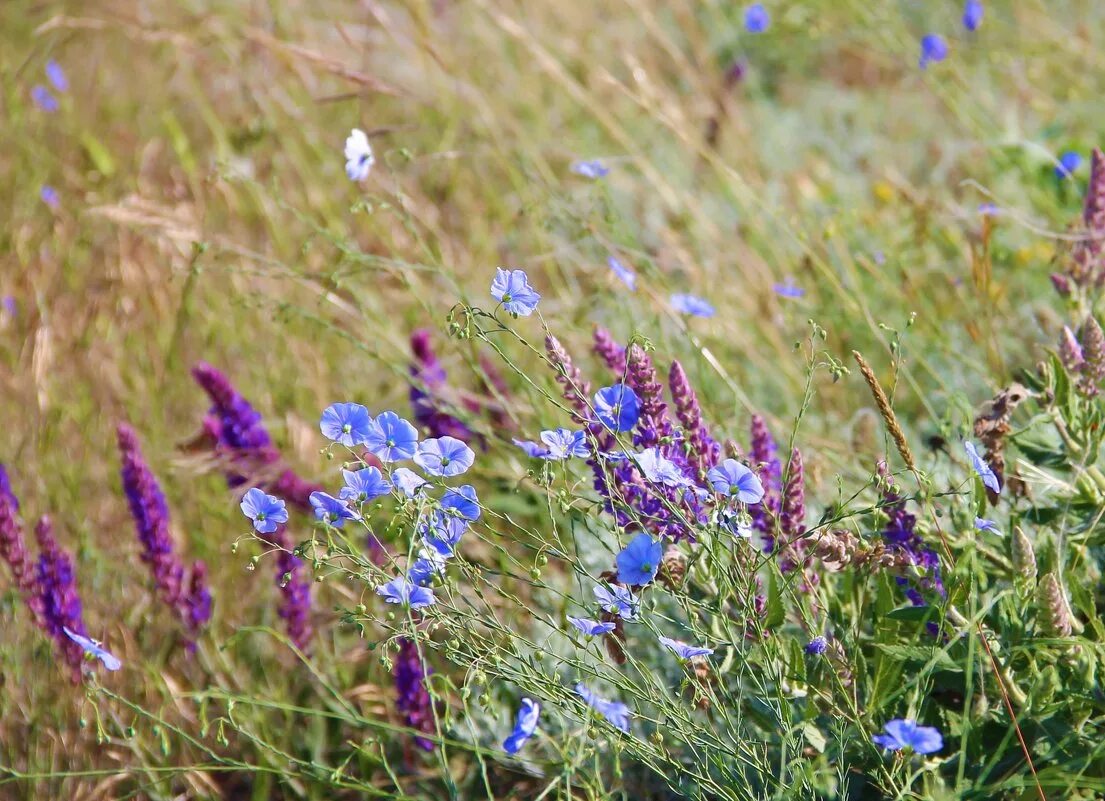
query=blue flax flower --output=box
[635,448,690,486]
[414,436,475,477]
[46,60,68,92]
[616,533,663,586]
[64,628,122,671]
[491,268,541,316]
[503,698,541,754]
[376,576,436,609]
[344,128,375,181]
[593,384,640,432]
[744,3,770,33]
[309,491,359,528]
[919,34,948,69]
[31,85,58,112]
[421,512,468,558]
[773,281,805,298]
[440,485,480,521]
[407,557,440,587]
[365,411,419,462]
[1056,151,1082,180]
[806,635,828,655]
[593,584,639,620]
[974,517,1001,535]
[659,635,714,659]
[707,459,765,504]
[340,467,391,503]
[607,256,637,291]
[568,616,616,636]
[963,0,983,31]
[873,719,943,754]
[320,402,373,446]
[575,684,631,732]
[240,487,288,534]
[513,438,550,458]
[540,428,589,460]
[571,159,609,179]
[964,441,1000,493]
[392,467,427,498]
[670,293,715,317]
[40,185,59,209]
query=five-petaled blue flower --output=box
[503,698,541,754]
[344,128,375,181]
[607,256,637,291]
[340,467,392,504]
[64,627,122,671]
[365,411,419,462]
[1056,151,1082,180]
[964,441,1000,493]
[575,684,631,732]
[919,34,949,69]
[659,635,714,660]
[513,438,550,458]
[616,533,663,586]
[773,282,805,299]
[309,491,359,528]
[392,467,428,497]
[46,60,68,92]
[540,428,589,460]
[963,0,983,31]
[872,719,943,754]
[635,448,690,486]
[744,3,770,33]
[593,384,641,432]
[40,185,59,209]
[407,557,440,587]
[567,616,617,636]
[974,517,1001,535]
[240,487,288,534]
[593,584,639,620]
[440,484,481,521]
[707,459,765,504]
[421,512,468,558]
[320,402,374,447]
[491,268,541,317]
[571,159,609,179]
[415,436,476,477]
[805,635,828,655]
[670,293,716,318]
[376,576,436,609]
[31,85,58,113]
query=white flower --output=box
[344,128,375,181]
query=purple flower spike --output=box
[409,329,475,442]
[669,360,720,477]
[0,466,43,622]
[395,638,437,749]
[593,326,628,377]
[34,516,88,681]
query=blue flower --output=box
[567,616,616,636]
[872,719,943,754]
[503,698,541,754]
[540,428,589,460]
[571,159,609,179]
[964,441,1001,493]
[240,487,288,534]
[805,635,828,655]
[670,293,715,317]
[593,384,640,432]
[440,484,480,521]
[919,34,949,69]
[978,202,1000,217]
[513,438,551,458]
[707,459,765,504]
[744,3,770,33]
[421,512,468,558]
[392,467,428,498]
[309,491,359,528]
[616,533,663,586]
[46,60,68,92]
[340,467,392,503]
[773,282,805,299]
[593,584,639,620]
[607,256,637,291]
[31,85,58,113]
[635,448,690,486]
[414,436,475,477]
[407,556,440,587]
[658,635,714,660]
[1056,151,1083,180]
[974,517,1001,535]
[575,684,631,732]
[344,128,375,181]
[40,185,59,209]
[63,628,122,671]
[320,402,374,447]
[963,0,984,31]
[376,576,436,609]
[365,411,419,462]
[491,268,541,316]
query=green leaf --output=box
[873,643,964,673]
[885,605,938,622]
